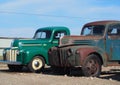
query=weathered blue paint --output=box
[48,20,120,77]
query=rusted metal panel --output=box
[48,20,120,75]
[59,36,102,46]
[77,47,96,65]
[84,20,120,26]
[49,46,81,67]
[48,47,60,66]
[108,35,120,39]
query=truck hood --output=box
[59,35,103,47]
[12,38,50,47]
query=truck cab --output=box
[48,20,120,77]
[1,26,70,73]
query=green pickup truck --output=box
[0,26,70,73]
[49,20,120,77]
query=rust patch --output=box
[84,20,120,26]
[60,36,102,46]
[62,35,102,40]
[102,52,110,66]
[77,47,96,65]
[107,62,120,66]
[108,35,120,39]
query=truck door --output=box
[106,24,120,60]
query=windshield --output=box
[81,25,105,36]
[34,30,52,39]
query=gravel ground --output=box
[0,64,120,85]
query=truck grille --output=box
[59,48,68,66]
[48,47,70,67]
[48,47,60,66]
[5,49,17,62]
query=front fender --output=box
[77,46,107,66]
[22,48,48,65]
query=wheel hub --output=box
[34,61,40,67]
[32,58,43,70]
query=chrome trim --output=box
[6,49,17,62]
[0,60,21,65]
[21,44,42,46]
[11,47,18,49]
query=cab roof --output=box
[84,20,120,26]
[37,26,69,31]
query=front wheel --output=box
[82,54,102,77]
[28,56,45,73]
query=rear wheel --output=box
[82,54,102,77]
[28,56,45,73]
[8,65,23,71]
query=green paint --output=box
[1,26,70,65]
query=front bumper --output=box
[0,60,21,65]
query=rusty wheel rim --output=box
[85,59,99,76]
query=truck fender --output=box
[24,50,46,64]
[76,47,107,66]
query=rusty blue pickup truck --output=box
[48,20,120,77]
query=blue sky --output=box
[0,0,120,38]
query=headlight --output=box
[67,48,73,57]
[16,50,20,55]
[3,50,6,57]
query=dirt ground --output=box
[0,64,120,85]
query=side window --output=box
[54,31,66,39]
[108,24,120,35]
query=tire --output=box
[28,56,45,73]
[82,54,102,77]
[8,64,23,71]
